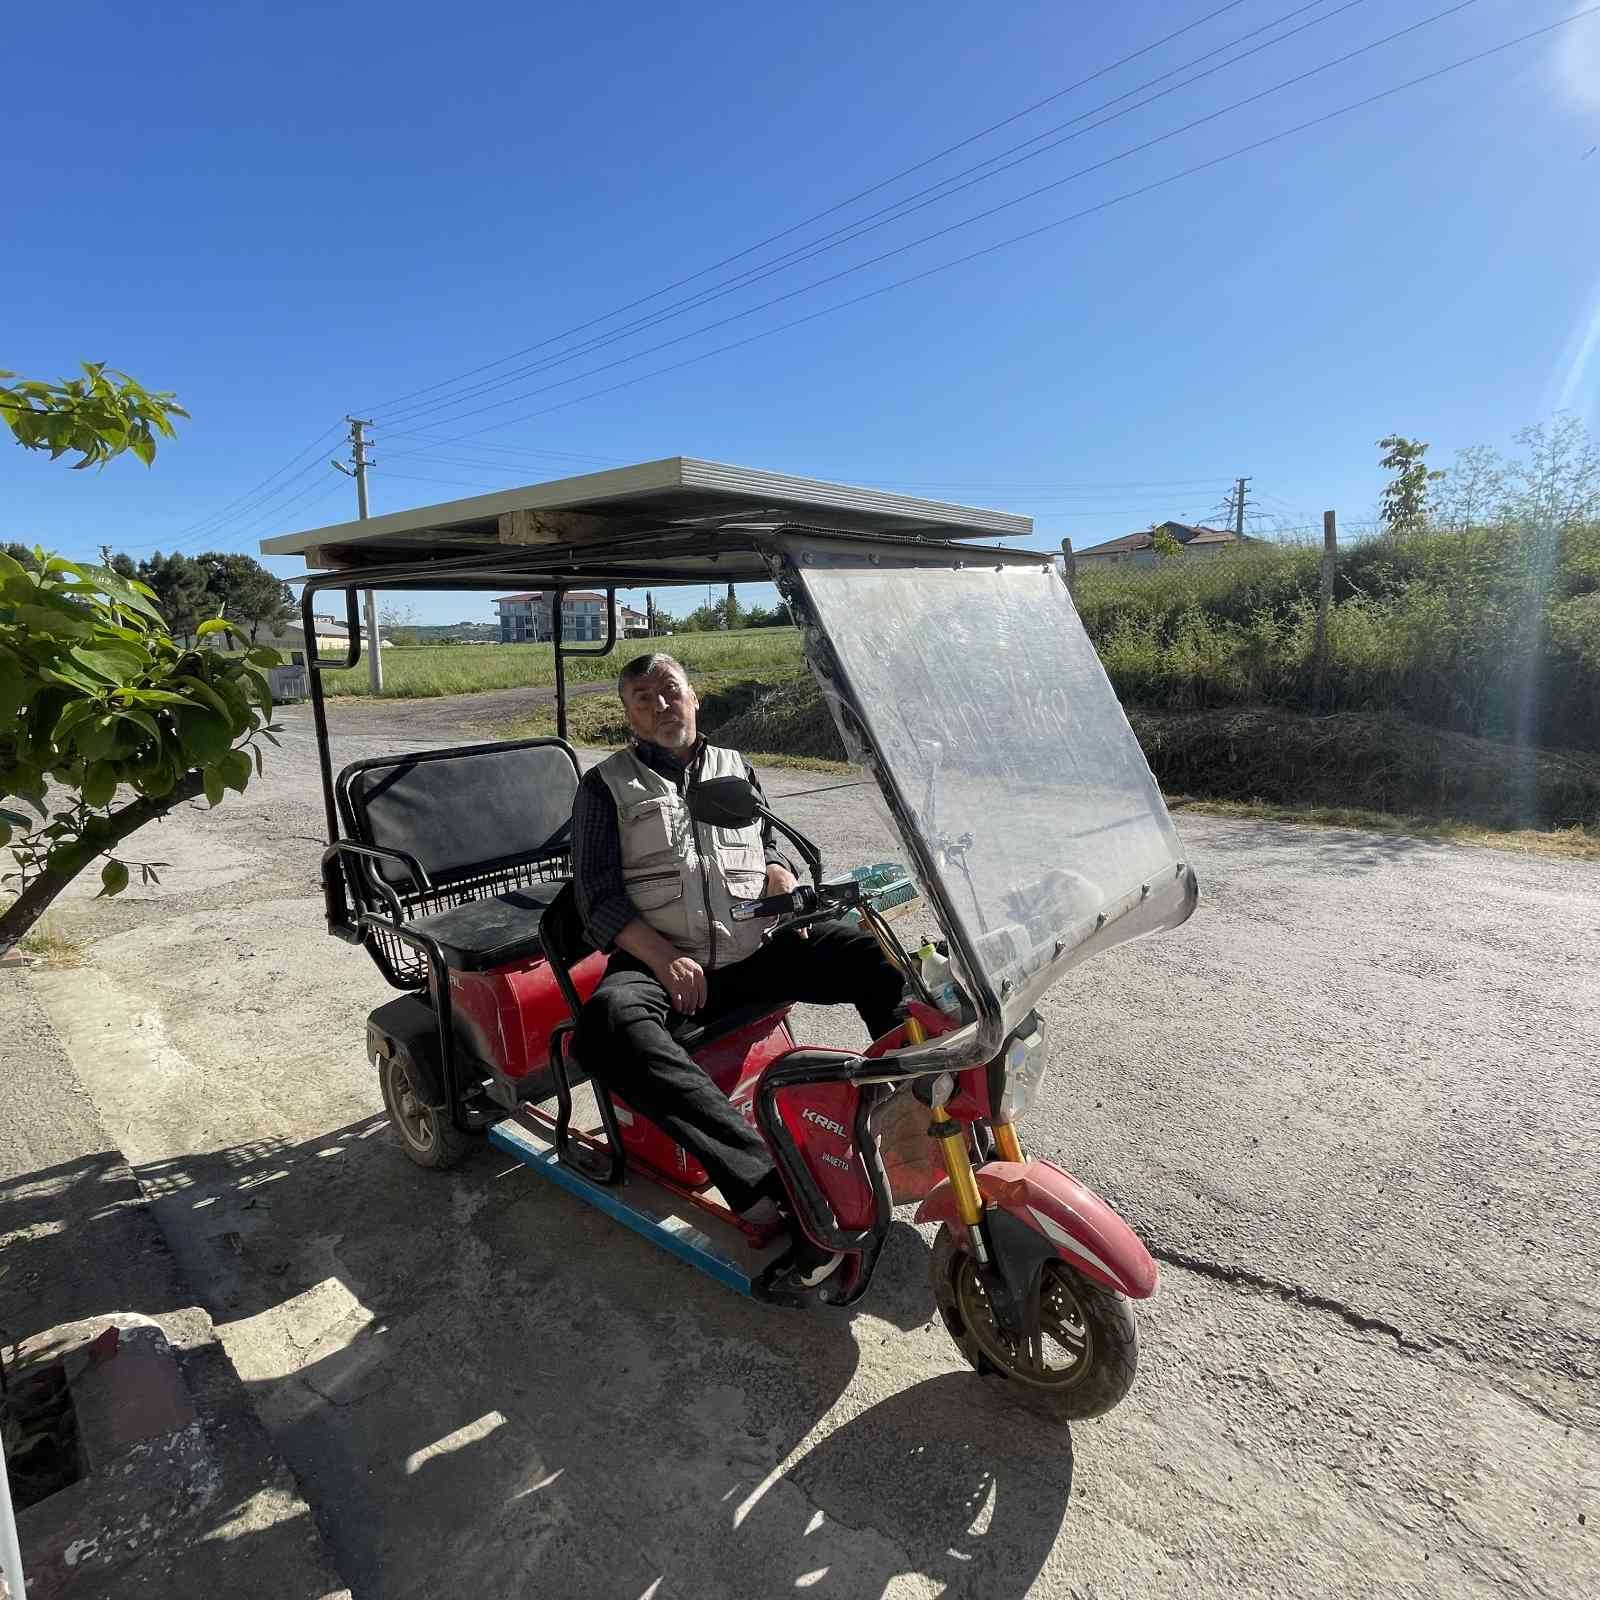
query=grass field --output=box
[320,628,802,698]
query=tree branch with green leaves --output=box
[1,550,282,953]
[1,362,188,468]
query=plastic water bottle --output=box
[917,940,961,1018]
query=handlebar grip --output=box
[730,886,818,921]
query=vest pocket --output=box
[623,797,675,859]
[626,869,684,912]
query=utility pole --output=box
[334,417,381,693]
[1232,476,1251,541]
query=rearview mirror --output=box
[687,775,761,829]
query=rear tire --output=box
[379,1052,472,1171]
[931,1222,1138,1422]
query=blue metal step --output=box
[487,1113,786,1297]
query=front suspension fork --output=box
[905,1016,1026,1259]
[907,1016,1033,1333]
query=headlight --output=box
[996,1015,1047,1122]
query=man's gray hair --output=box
[617,651,689,698]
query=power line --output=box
[376,0,1373,431]
[395,0,1518,448]
[357,0,1260,419]
[138,422,345,552]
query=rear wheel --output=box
[379,1052,472,1170]
[931,1222,1138,1421]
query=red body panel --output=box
[447,950,607,1079]
[915,1159,1158,1299]
[773,1071,875,1231]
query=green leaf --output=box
[252,744,263,779]
[75,715,122,761]
[68,644,145,685]
[239,665,275,717]
[118,689,198,708]
[174,675,231,719]
[81,762,117,808]
[174,706,231,766]
[0,806,34,829]
[115,708,162,747]
[75,564,165,623]
[203,765,225,807]
[134,761,176,799]
[0,652,25,723]
[245,647,283,668]
[39,661,109,696]
[98,859,130,897]
[52,700,98,745]
[197,618,235,640]
[219,748,251,793]
[17,602,93,637]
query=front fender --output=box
[915,1158,1157,1299]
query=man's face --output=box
[623,665,699,751]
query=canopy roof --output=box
[260,456,1033,579]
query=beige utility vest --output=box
[597,743,770,969]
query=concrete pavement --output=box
[12,696,1599,1598]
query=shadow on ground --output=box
[129,1116,1075,1598]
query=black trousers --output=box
[574,920,906,1212]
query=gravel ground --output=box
[16,694,1599,1600]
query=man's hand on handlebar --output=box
[764,864,809,938]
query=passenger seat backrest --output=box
[339,738,580,890]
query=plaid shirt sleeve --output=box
[572,767,636,951]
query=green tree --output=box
[196,551,294,644]
[1151,522,1184,559]
[2,364,280,956]
[380,601,419,648]
[137,550,209,645]
[1504,413,1600,532]
[1377,435,1444,535]
[2,541,39,571]
[1,550,282,953]
[1435,444,1507,534]
[1,362,186,468]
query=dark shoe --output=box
[783,1229,844,1289]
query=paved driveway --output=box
[25,698,1599,1598]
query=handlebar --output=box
[731,885,818,922]
[730,875,863,924]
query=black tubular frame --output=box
[295,524,1058,1258]
[550,586,619,743]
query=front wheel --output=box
[379,1052,472,1171]
[930,1222,1138,1422]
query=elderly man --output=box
[572,651,905,1288]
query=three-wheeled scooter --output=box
[263,458,1197,1421]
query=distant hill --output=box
[410,622,501,643]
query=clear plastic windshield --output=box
[788,549,1196,1033]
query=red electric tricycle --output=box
[269,457,1197,1420]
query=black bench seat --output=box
[333,737,582,990]
[407,880,567,971]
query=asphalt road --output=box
[21,695,1599,1599]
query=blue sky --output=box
[6,0,1600,625]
